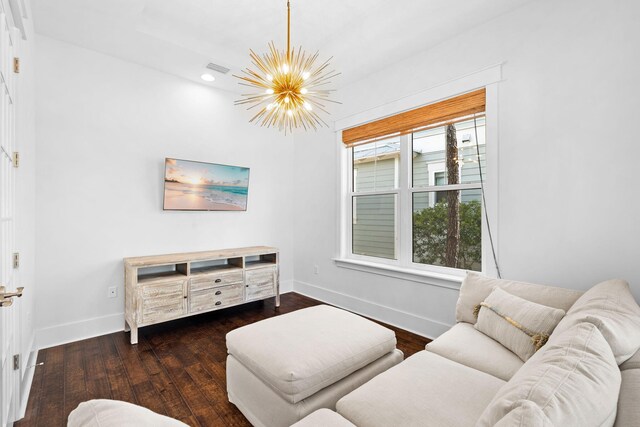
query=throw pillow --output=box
[476,323,621,427]
[553,279,640,365]
[474,287,565,361]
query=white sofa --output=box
[294,273,640,427]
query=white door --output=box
[0,9,20,426]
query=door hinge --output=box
[12,152,19,168]
[13,354,19,371]
[13,253,19,269]
[13,57,20,74]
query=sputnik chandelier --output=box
[234,0,340,133]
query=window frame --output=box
[347,140,401,264]
[335,70,501,287]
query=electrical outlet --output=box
[108,286,117,298]
[314,265,319,275]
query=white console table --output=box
[124,246,279,344]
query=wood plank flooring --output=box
[16,293,430,427]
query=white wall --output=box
[35,36,295,349]
[293,0,640,338]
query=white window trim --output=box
[334,64,502,288]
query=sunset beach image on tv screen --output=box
[163,158,250,211]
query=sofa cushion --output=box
[615,369,640,427]
[476,323,621,427]
[67,399,189,427]
[494,401,552,427]
[226,305,397,403]
[456,272,581,324]
[291,409,357,427]
[620,349,640,371]
[336,351,505,427]
[426,322,523,381]
[475,288,566,361]
[553,279,640,365]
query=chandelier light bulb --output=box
[302,71,310,80]
[266,103,274,110]
[300,88,308,94]
[266,74,273,81]
[284,96,290,103]
[287,110,293,117]
[282,63,290,74]
[304,102,312,111]
[265,88,274,94]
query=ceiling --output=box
[33,0,532,93]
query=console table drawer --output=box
[141,280,185,299]
[190,283,244,313]
[142,300,186,324]
[190,270,243,292]
[246,267,276,283]
[246,267,276,301]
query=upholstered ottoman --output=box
[291,409,356,427]
[226,305,404,427]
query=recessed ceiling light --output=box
[201,73,215,82]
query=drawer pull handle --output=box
[215,290,222,295]
[215,301,222,306]
[215,279,222,283]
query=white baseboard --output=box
[293,280,453,340]
[35,312,125,350]
[280,279,294,293]
[36,279,295,350]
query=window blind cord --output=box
[473,115,502,278]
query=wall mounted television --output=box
[163,158,250,211]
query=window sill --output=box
[332,258,464,290]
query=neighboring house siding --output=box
[352,194,395,259]
[353,158,396,259]
[354,157,396,192]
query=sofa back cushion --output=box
[553,279,640,365]
[620,349,640,371]
[456,272,582,324]
[615,369,640,427]
[475,288,566,361]
[476,322,620,427]
[615,349,639,426]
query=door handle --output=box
[0,286,24,307]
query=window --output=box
[341,89,489,276]
[351,137,400,259]
[411,119,485,271]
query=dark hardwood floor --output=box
[16,293,430,427]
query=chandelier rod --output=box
[286,1,291,63]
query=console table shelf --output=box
[124,246,279,344]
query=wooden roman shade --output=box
[342,88,486,147]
